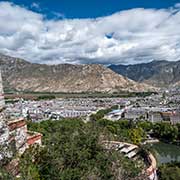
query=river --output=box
[151,142,180,165]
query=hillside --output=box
[109,60,180,88]
[0,54,154,93]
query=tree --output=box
[137,121,152,132]
[152,123,178,142]
[159,163,180,180]
[129,127,145,145]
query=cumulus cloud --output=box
[0,1,180,65]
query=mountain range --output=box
[109,60,180,88]
[0,54,153,93]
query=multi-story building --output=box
[0,69,42,164]
[148,112,164,123]
[124,108,148,120]
[7,117,42,153]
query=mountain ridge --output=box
[109,60,180,88]
[0,54,154,93]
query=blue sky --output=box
[6,0,180,19]
[0,1,180,65]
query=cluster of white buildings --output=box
[5,98,126,122]
[105,94,180,124]
[106,106,180,124]
[124,107,180,123]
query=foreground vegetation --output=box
[1,112,180,179]
[24,119,144,180]
[1,119,145,180]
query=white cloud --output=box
[52,12,65,19]
[0,1,180,65]
[175,3,180,9]
[31,2,40,10]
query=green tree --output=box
[159,163,180,180]
[153,123,178,142]
[129,127,145,145]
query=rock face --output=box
[0,54,154,93]
[109,60,180,88]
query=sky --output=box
[0,0,180,65]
